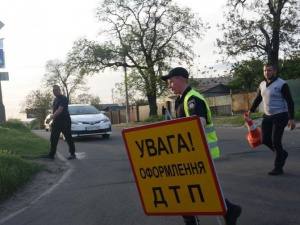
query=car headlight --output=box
[100,118,110,123]
[71,119,82,125]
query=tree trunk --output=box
[269,3,282,71]
[271,18,280,69]
[147,93,158,116]
[145,67,158,116]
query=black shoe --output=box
[182,216,199,225]
[67,154,76,160]
[42,154,54,160]
[268,168,283,175]
[224,202,242,225]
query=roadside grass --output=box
[213,113,264,126]
[0,119,49,159]
[113,113,266,127]
[0,153,42,200]
[0,119,49,200]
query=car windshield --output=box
[69,105,101,115]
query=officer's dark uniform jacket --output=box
[175,86,219,158]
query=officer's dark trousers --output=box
[182,199,232,224]
[261,112,289,169]
[50,117,75,157]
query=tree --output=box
[135,99,149,106]
[21,90,53,128]
[42,59,88,102]
[189,76,201,89]
[72,93,101,108]
[278,56,300,80]
[113,81,141,106]
[226,56,300,92]
[67,0,207,116]
[226,58,264,91]
[217,0,300,69]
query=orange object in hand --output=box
[244,112,262,148]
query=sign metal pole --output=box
[0,21,6,122]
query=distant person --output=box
[161,67,241,225]
[43,85,76,160]
[162,106,166,115]
[248,62,295,175]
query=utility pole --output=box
[111,88,114,104]
[124,56,130,123]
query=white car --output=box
[68,104,111,139]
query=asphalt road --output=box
[0,125,299,225]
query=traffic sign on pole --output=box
[122,116,226,216]
[0,72,9,81]
[0,49,4,68]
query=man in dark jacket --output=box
[43,85,76,160]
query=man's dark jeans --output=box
[261,112,289,169]
[50,117,75,157]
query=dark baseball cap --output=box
[161,67,189,81]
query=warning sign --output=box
[122,116,226,216]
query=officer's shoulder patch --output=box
[187,99,196,111]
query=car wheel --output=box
[102,134,110,139]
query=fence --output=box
[286,78,300,110]
[106,103,168,124]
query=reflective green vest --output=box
[184,89,220,158]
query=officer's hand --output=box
[287,119,296,130]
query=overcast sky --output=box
[0,0,227,120]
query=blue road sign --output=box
[0,49,5,68]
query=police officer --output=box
[161,67,241,225]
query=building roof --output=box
[196,84,230,93]
[97,104,126,111]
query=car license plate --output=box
[86,126,100,131]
